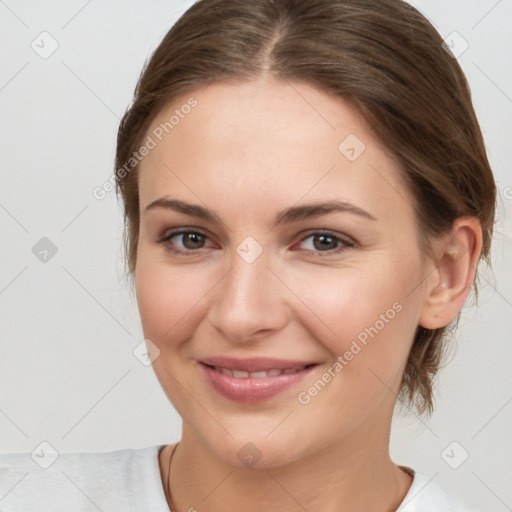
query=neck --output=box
[162,416,413,512]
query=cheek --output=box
[283,259,422,391]
[291,268,421,425]
[134,254,213,345]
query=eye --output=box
[155,228,355,257]
[156,228,214,255]
[295,231,355,256]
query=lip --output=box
[199,357,320,402]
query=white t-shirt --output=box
[0,444,479,511]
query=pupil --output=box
[313,234,336,251]
[184,233,204,249]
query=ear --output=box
[418,216,483,330]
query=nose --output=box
[206,246,291,344]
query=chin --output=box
[200,429,313,470]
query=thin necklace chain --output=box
[165,442,179,511]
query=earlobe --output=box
[419,216,483,330]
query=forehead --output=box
[138,79,410,221]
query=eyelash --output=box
[155,228,356,257]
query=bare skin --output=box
[135,78,482,511]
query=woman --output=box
[0,0,496,510]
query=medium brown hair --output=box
[115,0,496,415]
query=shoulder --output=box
[0,444,169,512]
[397,467,481,512]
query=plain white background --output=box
[1,1,511,510]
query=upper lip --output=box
[200,356,319,373]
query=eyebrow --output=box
[143,197,377,224]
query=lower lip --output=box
[199,363,317,402]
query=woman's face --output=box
[135,78,433,467]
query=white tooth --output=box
[232,370,250,378]
[283,366,305,375]
[218,367,233,376]
[250,371,268,378]
[266,369,283,377]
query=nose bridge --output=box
[208,239,289,342]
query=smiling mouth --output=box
[199,360,320,402]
